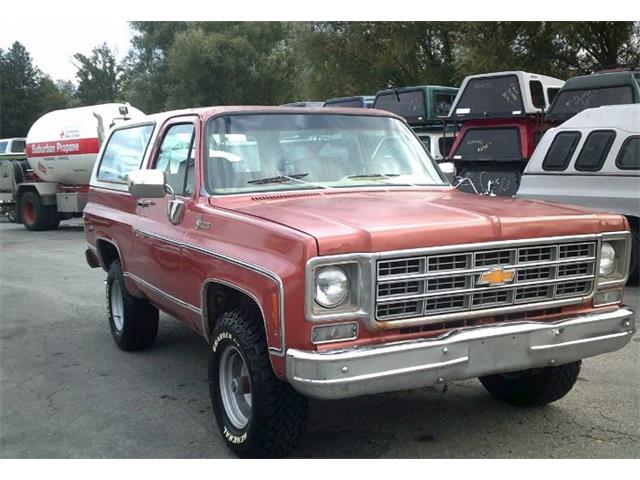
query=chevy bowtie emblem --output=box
[478,267,515,286]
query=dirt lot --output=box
[1,218,638,458]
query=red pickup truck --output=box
[83,106,635,458]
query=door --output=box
[131,118,198,308]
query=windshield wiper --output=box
[346,172,418,187]
[346,173,400,179]
[247,173,333,189]
[247,173,309,185]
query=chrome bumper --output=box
[286,307,635,400]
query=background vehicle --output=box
[545,70,640,124]
[518,104,640,278]
[323,95,374,108]
[373,85,458,161]
[0,137,27,160]
[0,103,144,230]
[447,71,564,196]
[0,137,27,220]
[85,106,634,458]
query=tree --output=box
[0,42,44,137]
[73,43,121,105]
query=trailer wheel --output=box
[20,191,59,231]
[7,206,17,223]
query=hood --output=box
[212,188,625,256]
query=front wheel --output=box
[6,206,16,223]
[209,309,308,458]
[479,361,581,407]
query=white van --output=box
[517,104,640,277]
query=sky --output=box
[0,20,133,83]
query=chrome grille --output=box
[376,239,597,322]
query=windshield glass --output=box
[453,75,523,118]
[204,114,447,194]
[10,140,26,153]
[374,90,426,123]
[546,86,634,121]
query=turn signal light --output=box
[312,322,358,344]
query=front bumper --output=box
[286,307,635,400]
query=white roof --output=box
[555,104,640,134]
[460,70,564,87]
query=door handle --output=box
[136,199,155,207]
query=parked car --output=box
[0,137,26,160]
[518,104,640,278]
[447,71,565,196]
[373,85,458,161]
[545,71,640,125]
[323,95,374,108]
[84,105,635,458]
[281,101,325,108]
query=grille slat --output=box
[375,240,596,322]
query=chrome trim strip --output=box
[530,331,632,351]
[94,236,124,272]
[292,356,469,385]
[133,228,286,356]
[123,271,201,315]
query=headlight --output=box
[315,266,349,308]
[599,242,616,277]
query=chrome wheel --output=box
[219,345,252,429]
[110,281,125,332]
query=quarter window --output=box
[529,81,545,109]
[575,130,616,172]
[542,131,581,171]
[97,124,154,183]
[616,136,640,170]
[154,123,196,196]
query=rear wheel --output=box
[479,361,581,407]
[106,260,159,351]
[20,191,59,231]
[209,308,307,458]
[6,206,16,223]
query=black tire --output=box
[20,191,59,231]
[479,361,581,407]
[7,206,16,223]
[209,309,308,458]
[106,260,159,351]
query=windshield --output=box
[374,90,426,123]
[204,114,447,194]
[546,86,634,121]
[453,75,524,118]
[10,140,26,153]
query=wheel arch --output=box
[201,279,267,344]
[95,237,123,272]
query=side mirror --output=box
[128,169,166,198]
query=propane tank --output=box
[25,103,144,185]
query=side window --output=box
[616,136,640,170]
[574,130,616,172]
[154,123,196,196]
[529,81,545,109]
[420,135,431,152]
[547,87,560,105]
[542,131,581,171]
[98,124,154,183]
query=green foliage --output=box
[0,42,75,137]
[73,43,121,105]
